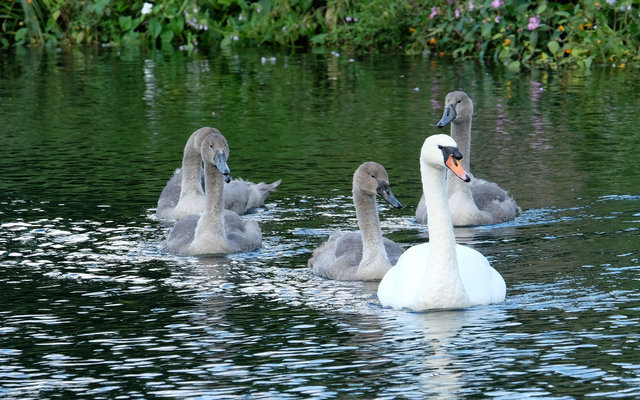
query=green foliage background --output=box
[1,0,638,69]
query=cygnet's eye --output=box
[457,99,462,104]
[371,175,376,179]
[209,144,213,148]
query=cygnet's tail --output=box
[247,179,281,209]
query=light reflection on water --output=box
[1,50,640,398]
[0,193,639,398]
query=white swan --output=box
[415,91,520,226]
[308,162,404,281]
[156,127,281,220]
[165,132,262,256]
[378,134,506,311]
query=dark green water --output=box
[0,48,639,399]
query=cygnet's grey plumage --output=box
[156,127,281,220]
[309,162,404,281]
[415,91,520,226]
[165,132,261,256]
[224,178,282,215]
[157,127,218,220]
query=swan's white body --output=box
[165,132,261,256]
[415,91,520,226]
[379,134,506,311]
[309,162,404,280]
[157,127,280,220]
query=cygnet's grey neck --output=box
[199,160,226,237]
[451,118,472,171]
[180,139,204,196]
[353,189,387,264]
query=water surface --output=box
[0,49,639,399]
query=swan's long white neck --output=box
[180,136,204,198]
[197,160,226,239]
[353,190,389,273]
[420,158,469,305]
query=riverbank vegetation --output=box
[2,0,638,69]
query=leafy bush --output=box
[408,0,639,70]
[1,0,638,69]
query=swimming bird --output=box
[415,91,520,226]
[157,127,214,221]
[308,162,405,281]
[379,134,506,311]
[156,127,281,220]
[165,132,262,256]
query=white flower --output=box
[141,2,153,15]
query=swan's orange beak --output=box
[445,154,471,182]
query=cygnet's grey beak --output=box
[437,103,457,127]
[213,151,231,183]
[376,181,402,209]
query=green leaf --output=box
[507,60,521,72]
[15,27,28,42]
[168,16,184,34]
[481,23,493,39]
[119,16,132,31]
[161,29,174,46]
[95,0,110,15]
[220,34,232,48]
[149,17,162,39]
[258,0,272,14]
[310,33,327,45]
[535,3,547,14]
[547,41,559,55]
[584,56,593,69]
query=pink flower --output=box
[491,0,503,8]
[495,16,501,23]
[468,1,475,11]
[429,6,438,19]
[528,15,540,30]
[455,7,461,19]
